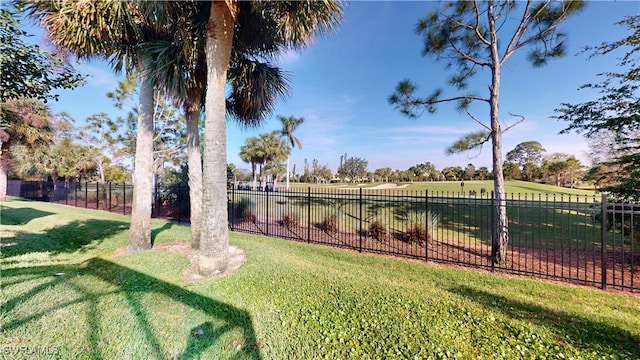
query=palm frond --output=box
[226,57,290,128]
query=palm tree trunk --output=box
[186,96,203,250]
[0,142,9,202]
[128,56,155,252]
[199,2,234,276]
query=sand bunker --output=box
[369,183,410,189]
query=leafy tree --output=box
[441,166,463,181]
[503,162,522,181]
[476,166,492,181]
[10,143,59,181]
[389,0,584,263]
[78,113,122,184]
[583,164,616,191]
[8,135,99,188]
[104,165,127,183]
[226,163,245,188]
[0,7,84,102]
[77,112,128,208]
[506,141,546,180]
[464,163,476,181]
[407,161,439,181]
[522,162,541,182]
[506,141,546,166]
[310,159,332,184]
[374,167,393,183]
[554,15,639,200]
[278,115,304,190]
[106,74,187,184]
[0,98,53,200]
[340,157,368,182]
[24,0,160,252]
[543,158,568,187]
[542,153,583,187]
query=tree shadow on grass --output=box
[448,285,640,357]
[2,258,261,359]
[1,219,129,258]
[0,205,55,225]
[151,222,174,246]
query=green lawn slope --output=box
[1,199,637,359]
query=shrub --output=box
[404,211,440,246]
[281,211,301,229]
[234,197,256,223]
[369,219,389,242]
[321,214,339,234]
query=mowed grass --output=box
[2,199,639,359]
[233,180,604,250]
[288,180,597,198]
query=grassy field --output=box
[231,180,605,251]
[286,180,597,198]
[2,199,638,359]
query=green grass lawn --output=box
[287,180,597,198]
[2,199,638,359]
[232,180,605,251]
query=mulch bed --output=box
[231,218,639,293]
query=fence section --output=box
[6,180,637,292]
[227,187,636,292]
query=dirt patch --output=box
[109,243,245,283]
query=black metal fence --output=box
[7,180,638,292]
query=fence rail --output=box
[6,180,637,292]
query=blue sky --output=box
[41,1,639,174]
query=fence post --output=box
[109,182,112,212]
[491,191,496,272]
[74,181,78,208]
[601,193,608,290]
[177,183,182,223]
[123,183,126,215]
[85,181,88,209]
[266,187,270,236]
[96,182,99,209]
[359,187,363,253]
[307,187,311,243]
[153,182,158,217]
[230,185,235,231]
[425,190,429,262]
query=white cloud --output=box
[76,62,122,90]
[276,49,302,66]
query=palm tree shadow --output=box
[448,285,640,357]
[3,258,262,359]
[151,222,174,246]
[1,219,130,257]
[0,205,55,225]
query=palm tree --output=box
[278,115,304,190]
[239,136,265,190]
[198,1,342,275]
[260,132,290,189]
[0,98,53,201]
[140,1,292,250]
[24,1,162,252]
